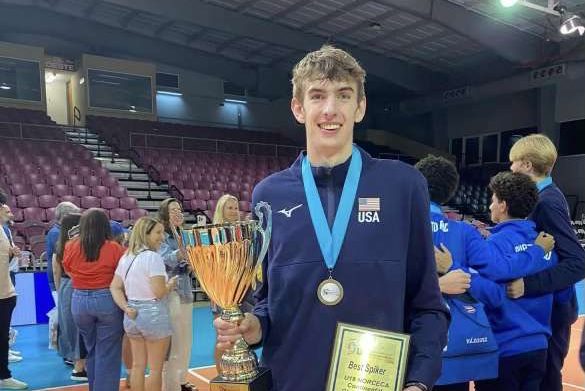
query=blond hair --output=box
[509,134,557,176]
[213,194,239,224]
[127,216,162,255]
[292,45,366,102]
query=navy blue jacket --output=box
[252,147,449,391]
[524,181,585,306]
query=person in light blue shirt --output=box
[157,198,196,391]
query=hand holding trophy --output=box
[181,201,272,391]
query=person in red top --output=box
[63,208,125,391]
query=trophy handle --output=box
[254,201,272,267]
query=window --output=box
[559,119,585,156]
[0,57,41,102]
[482,134,498,163]
[450,138,463,168]
[156,72,179,89]
[500,127,535,162]
[465,137,480,166]
[88,69,152,113]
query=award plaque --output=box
[326,323,410,391]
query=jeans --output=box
[72,288,123,391]
[0,296,16,380]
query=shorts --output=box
[124,299,172,341]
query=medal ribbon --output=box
[301,145,362,272]
[430,202,442,215]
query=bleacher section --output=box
[135,148,291,218]
[0,138,147,259]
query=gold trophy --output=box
[180,201,272,391]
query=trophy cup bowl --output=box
[181,201,272,391]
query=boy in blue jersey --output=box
[214,46,449,391]
[507,134,585,391]
[474,172,563,391]
[416,156,554,391]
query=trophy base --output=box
[210,368,272,391]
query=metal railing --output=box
[73,106,81,128]
[128,131,301,158]
[0,121,73,142]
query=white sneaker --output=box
[8,353,22,363]
[8,350,20,356]
[0,377,28,389]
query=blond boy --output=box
[508,134,585,391]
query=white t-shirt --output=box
[115,249,167,301]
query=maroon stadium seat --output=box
[239,201,251,212]
[189,199,207,211]
[84,176,101,187]
[129,208,148,220]
[210,190,223,200]
[52,184,70,197]
[110,208,130,222]
[23,207,45,222]
[81,196,101,209]
[72,185,90,197]
[207,199,218,212]
[195,189,211,201]
[10,183,31,196]
[60,195,80,206]
[120,197,138,210]
[78,166,92,177]
[17,194,38,208]
[102,176,119,188]
[110,186,127,198]
[32,183,51,196]
[92,186,110,198]
[45,207,56,222]
[180,189,196,201]
[68,175,83,186]
[38,195,58,209]
[100,196,120,210]
[46,174,64,186]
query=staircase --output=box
[64,127,206,301]
[63,128,171,216]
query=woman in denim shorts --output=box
[110,217,178,391]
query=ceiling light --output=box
[45,72,56,83]
[369,21,382,31]
[224,98,247,104]
[560,14,585,36]
[157,90,183,96]
[0,83,11,90]
[500,0,519,7]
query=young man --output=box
[415,156,555,391]
[507,134,585,391]
[474,172,566,391]
[214,46,449,391]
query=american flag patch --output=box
[358,198,380,212]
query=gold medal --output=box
[317,278,344,306]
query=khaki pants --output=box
[163,292,193,390]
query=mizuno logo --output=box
[277,204,303,218]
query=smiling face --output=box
[223,199,240,223]
[489,193,507,224]
[291,78,366,164]
[146,222,165,251]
